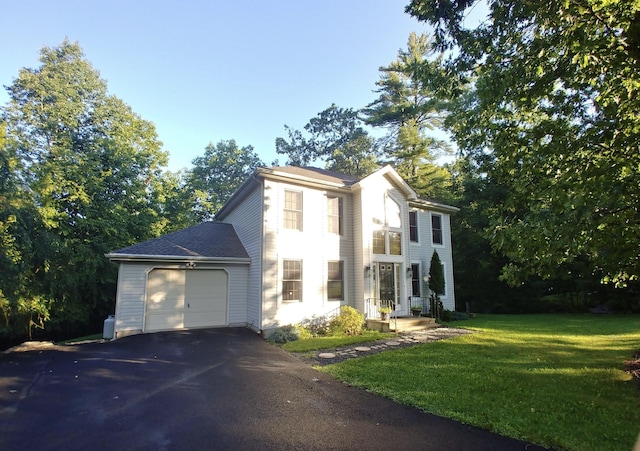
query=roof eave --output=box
[105,253,251,264]
[257,167,353,190]
[408,199,460,213]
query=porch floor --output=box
[366,316,438,333]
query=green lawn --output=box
[281,330,394,352]
[319,314,640,451]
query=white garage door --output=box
[145,269,228,332]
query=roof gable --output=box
[107,222,249,262]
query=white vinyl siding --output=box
[261,180,353,330]
[113,263,148,337]
[219,185,263,330]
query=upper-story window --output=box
[372,194,403,255]
[431,213,443,245]
[386,196,401,228]
[372,230,386,254]
[327,196,343,235]
[284,189,302,231]
[409,211,418,242]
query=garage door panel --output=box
[145,269,227,332]
[145,312,184,331]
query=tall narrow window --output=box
[372,230,386,254]
[389,231,402,255]
[411,263,420,296]
[431,214,443,245]
[327,196,343,235]
[284,190,302,231]
[282,259,302,302]
[327,261,344,300]
[409,211,418,242]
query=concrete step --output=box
[366,317,438,333]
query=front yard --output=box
[300,314,639,451]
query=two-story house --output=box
[106,165,458,338]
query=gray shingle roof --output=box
[108,222,249,260]
[268,166,360,186]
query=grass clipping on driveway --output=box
[320,314,640,451]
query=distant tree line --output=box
[2,0,639,347]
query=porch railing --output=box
[365,298,397,320]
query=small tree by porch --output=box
[428,250,445,320]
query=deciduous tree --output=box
[407,0,640,286]
[187,140,264,220]
[275,104,379,177]
[2,40,169,339]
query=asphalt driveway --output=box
[0,328,546,450]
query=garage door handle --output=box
[187,303,190,308]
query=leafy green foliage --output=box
[1,40,170,341]
[267,325,300,344]
[328,306,364,336]
[275,104,379,177]
[187,140,264,220]
[428,250,445,297]
[407,0,640,286]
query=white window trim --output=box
[430,212,445,247]
[409,210,419,244]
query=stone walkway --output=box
[296,327,474,366]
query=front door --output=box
[378,263,397,314]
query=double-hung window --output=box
[327,261,344,300]
[431,213,443,245]
[327,196,343,235]
[282,260,302,302]
[284,190,303,231]
[409,211,418,242]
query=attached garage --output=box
[145,269,228,332]
[106,222,250,338]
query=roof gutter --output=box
[105,253,251,264]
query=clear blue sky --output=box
[0,0,432,172]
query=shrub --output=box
[440,309,452,322]
[267,325,299,344]
[328,306,364,336]
[298,314,332,336]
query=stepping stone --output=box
[385,341,401,346]
[318,353,336,359]
[355,346,371,352]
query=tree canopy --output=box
[1,40,169,339]
[407,0,640,286]
[187,139,265,221]
[275,104,379,177]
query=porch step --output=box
[366,317,438,333]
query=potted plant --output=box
[410,306,422,317]
[379,306,392,321]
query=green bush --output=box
[267,325,299,344]
[440,309,452,322]
[328,306,364,336]
[298,314,331,336]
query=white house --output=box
[106,165,458,338]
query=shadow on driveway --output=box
[0,328,547,450]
